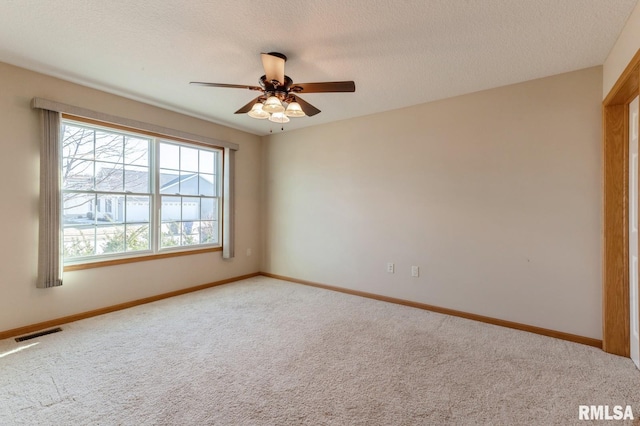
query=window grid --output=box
[157,141,220,250]
[61,120,221,264]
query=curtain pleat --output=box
[222,147,235,259]
[36,109,63,288]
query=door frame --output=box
[603,48,640,355]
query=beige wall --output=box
[0,62,262,332]
[603,1,640,97]
[262,67,603,339]
[0,59,605,339]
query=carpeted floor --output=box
[0,276,639,425]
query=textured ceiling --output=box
[0,0,637,136]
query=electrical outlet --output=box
[246,248,252,256]
[411,266,419,277]
[387,262,395,274]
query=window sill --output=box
[63,246,222,272]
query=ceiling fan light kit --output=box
[247,102,270,119]
[262,95,285,113]
[268,111,290,124]
[284,101,305,117]
[190,52,355,128]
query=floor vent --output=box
[15,327,63,342]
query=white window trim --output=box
[31,98,238,270]
[61,118,224,265]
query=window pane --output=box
[95,162,124,192]
[180,172,198,195]
[124,165,149,193]
[199,173,215,196]
[160,143,179,169]
[95,131,124,163]
[161,196,181,221]
[180,146,198,172]
[64,193,95,226]
[97,194,121,223]
[62,159,94,190]
[182,222,200,246]
[161,222,180,248]
[125,224,150,252]
[182,198,200,221]
[124,137,149,166]
[63,226,95,258]
[200,220,217,244]
[62,125,94,160]
[201,198,216,221]
[97,225,125,254]
[199,150,214,174]
[160,169,180,194]
[126,196,150,223]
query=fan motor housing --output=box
[259,74,293,95]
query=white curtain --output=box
[222,147,235,259]
[36,109,63,288]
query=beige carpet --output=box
[0,276,639,425]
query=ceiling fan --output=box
[190,52,355,124]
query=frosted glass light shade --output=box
[284,101,305,117]
[247,102,269,119]
[262,96,285,113]
[269,111,290,123]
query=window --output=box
[61,119,222,264]
[159,142,219,248]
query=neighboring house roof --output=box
[160,173,215,195]
[65,168,215,195]
[160,173,197,192]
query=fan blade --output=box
[261,52,286,85]
[190,82,262,91]
[294,96,321,117]
[291,81,355,93]
[234,96,263,114]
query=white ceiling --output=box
[0,0,637,136]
